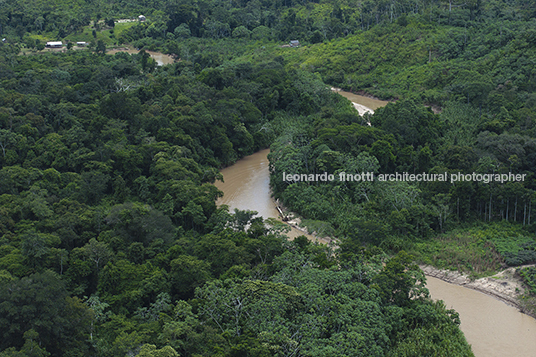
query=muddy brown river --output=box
[215,90,536,356]
[214,149,324,242]
[427,276,536,356]
[332,87,389,115]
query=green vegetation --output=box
[262,0,536,308]
[518,266,536,316]
[411,223,536,276]
[519,266,536,296]
[113,22,137,40]
[3,0,536,355]
[265,2,536,271]
[0,39,473,356]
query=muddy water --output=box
[332,88,389,113]
[215,149,280,221]
[107,48,175,66]
[214,149,324,242]
[427,277,536,356]
[216,92,536,356]
[146,51,175,66]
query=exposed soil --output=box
[350,102,375,116]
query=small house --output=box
[46,41,63,48]
[289,40,300,47]
[138,15,146,22]
[76,42,88,47]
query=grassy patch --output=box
[518,267,536,316]
[113,22,137,38]
[26,33,52,42]
[65,26,121,46]
[64,30,95,43]
[410,222,536,275]
[518,266,536,296]
[411,230,503,275]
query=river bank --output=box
[421,264,536,317]
[331,87,389,117]
[329,89,530,316]
[330,87,392,107]
[274,202,334,245]
[331,86,443,114]
[215,145,536,356]
[211,89,536,356]
[214,149,330,245]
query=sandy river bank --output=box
[421,264,535,316]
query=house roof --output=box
[46,41,63,46]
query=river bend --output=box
[214,90,536,356]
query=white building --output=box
[138,15,146,22]
[46,41,63,48]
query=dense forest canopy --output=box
[2,0,536,356]
[265,1,536,269]
[0,47,474,356]
[3,0,536,46]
